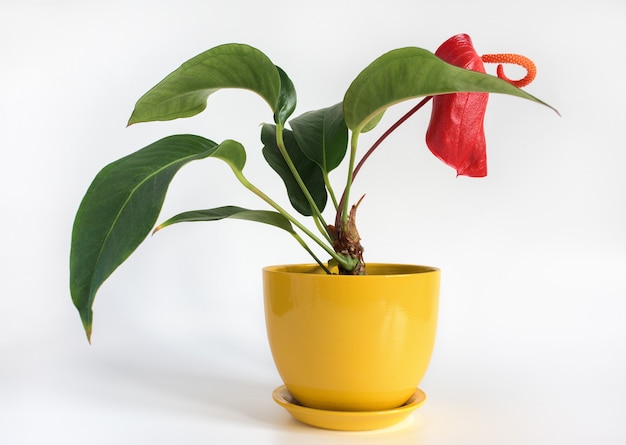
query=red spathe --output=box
[426,34,488,177]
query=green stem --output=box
[324,171,339,210]
[232,168,353,270]
[275,125,331,234]
[310,209,332,244]
[340,131,360,228]
[290,232,332,274]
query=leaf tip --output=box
[79,308,93,344]
[127,114,138,127]
[83,321,93,344]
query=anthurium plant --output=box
[70,34,557,341]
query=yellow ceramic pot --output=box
[263,263,440,412]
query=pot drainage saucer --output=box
[272,386,426,431]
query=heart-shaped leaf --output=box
[128,43,281,125]
[343,47,558,134]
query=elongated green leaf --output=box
[343,47,559,133]
[261,124,327,216]
[289,102,348,173]
[70,135,218,341]
[154,206,294,233]
[128,44,281,125]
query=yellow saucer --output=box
[272,386,426,431]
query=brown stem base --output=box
[329,196,366,275]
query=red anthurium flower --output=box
[426,34,489,177]
[426,34,538,177]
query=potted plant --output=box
[70,34,557,430]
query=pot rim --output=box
[263,263,440,277]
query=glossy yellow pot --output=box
[263,263,440,412]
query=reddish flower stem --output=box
[353,96,433,179]
[334,96,433,228]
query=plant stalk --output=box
[232,168,355,271]
[275,124,331,241]
[339,132,360,229]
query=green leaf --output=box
[211,139,247,172]
[273,66,297,126]
[70,135,218,341]
[289,102,348,173]
[343,47,559,133]
[128,43,281,125]
[261,123,327,216]
[154,206,294,233]
[360,109,385,133]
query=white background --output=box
[2,0,625,443]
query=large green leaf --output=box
[70,135,218,341]
[261,124,327,216]
[343,47,558,133]
[289,102,348,173]
[154,206,294,233]
[128,43,281,125]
